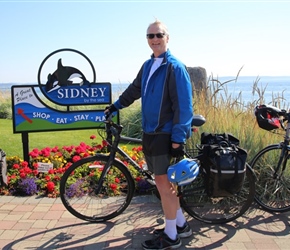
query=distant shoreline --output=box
[1,75,290,86]
[1,76,290,106]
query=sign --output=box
[37,162,53,173]
[11,85,113,133]
[11,48,118,161]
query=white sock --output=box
[176,208,186,227]
[164,219,177,240]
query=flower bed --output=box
[0,135,151,198]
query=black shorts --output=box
[142,133,171,175]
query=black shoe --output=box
[153,221,192,238]
[142,232,182,250]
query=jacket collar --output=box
[150,49,170,63]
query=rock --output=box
[187,67,207,95]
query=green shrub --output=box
[0,91,12,119]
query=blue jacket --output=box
[114,50,193,144]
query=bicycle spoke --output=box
[252,145,290,212]
[60,155,135,222]
[180,165,255,224]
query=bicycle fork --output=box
[273,143,289,180]
[94,149,118,195]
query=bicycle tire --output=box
[250,144,290,213]
[180,163,255,224]
[60,154,135,222]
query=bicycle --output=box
[251,104,290,212]
[60,114,255,224]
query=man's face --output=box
[146,24,169,57]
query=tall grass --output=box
[120,74,287,161]
[188,74,282,160]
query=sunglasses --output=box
[146,33,166,39]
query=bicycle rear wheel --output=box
[250,144,290,212]
[180,164,255,224]
[60,154,135,222]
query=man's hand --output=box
[104,104,117,115]
[170,143,185,158]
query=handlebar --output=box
[103,112,206,144]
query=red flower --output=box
[42,151,50,157]
[83,152,90,158]
[29,148,40,158]
[45,175,51,181]
[115,178,120,183]
[90,135,96,140]
[29,151,38,158]
[21,161,29,168]
[72,155,81,162]
[110,183,117,190]
[47,181,55,193]
[95,144,103,150]
[63,146,74,153]
[133,146,143,152]
[65,162,72,168]
[23,167,32,174]
[102,140,109,147]
[54,176,61,181]
[48,169,54,174]
[56,168,65,174]
[20,172,26,179]
[51,146,59,153]
[75,146,86,155]
[13,164,20,169]
[135,177,142,182]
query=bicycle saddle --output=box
[191,115,206,127]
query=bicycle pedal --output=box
[146,179,156,186]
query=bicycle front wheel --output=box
[250,144,290,212]
[60,154,135,222]
[180,163,255,224]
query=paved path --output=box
[0,195,289,250]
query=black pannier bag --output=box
[200,133,247,197]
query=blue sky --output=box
[1,0,290,84]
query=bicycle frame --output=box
[95,116,154,194]
[95,114,206,194]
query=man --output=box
[105,19,193,250]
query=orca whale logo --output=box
[45,59,90,92]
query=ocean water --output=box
[112,76,290,107]
[211,76,290,107]
[2,76,290,107]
